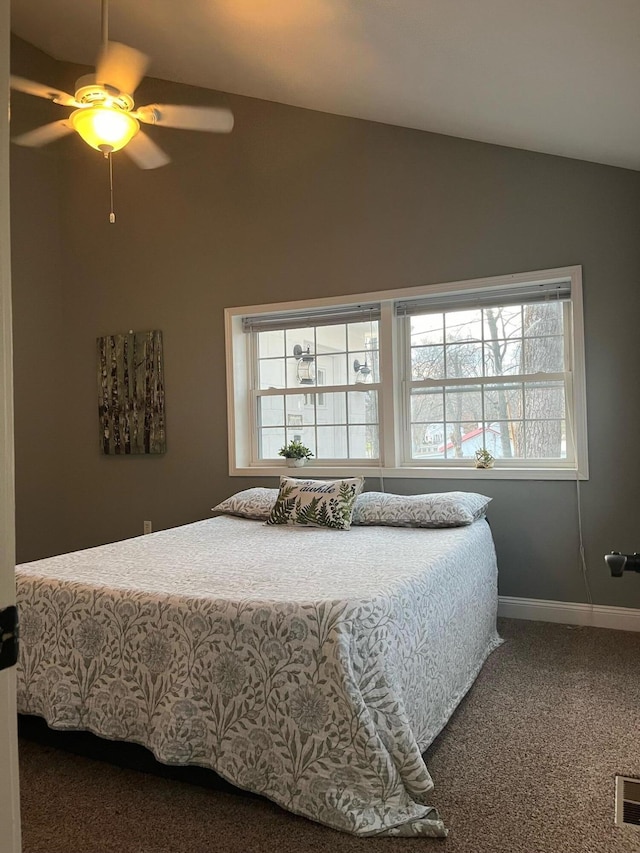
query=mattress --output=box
[16,516,501,837]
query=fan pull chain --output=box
[108,151,116,224]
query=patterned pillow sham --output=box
[212,487,278,520]
[266,476,365,530]
[351,491,491,528]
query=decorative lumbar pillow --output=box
[352,491,491,528]
[212,487,278,520]
[266,476,365,530]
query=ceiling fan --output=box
[9,0,234,171]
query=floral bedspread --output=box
[16,517,501,837]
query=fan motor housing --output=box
[74,74,134,112]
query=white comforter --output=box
[16,516,501,836]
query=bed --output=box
[16,505,501,837]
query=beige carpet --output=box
[18,618,640,852]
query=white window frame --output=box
[225,266,588,480]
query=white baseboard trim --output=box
[498,596,640,633]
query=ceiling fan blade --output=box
[123,131,170,170]
[96,41,149,95]
[10,75,76,107]
[136,103,234,133]
[12,120,74,148]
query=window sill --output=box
[230,465,587,481]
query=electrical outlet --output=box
[143,520,152,535]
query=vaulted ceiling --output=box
[10,0,640,170]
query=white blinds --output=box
[395,279,571,316]
[242,302,381,333]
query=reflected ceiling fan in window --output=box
[10,0,234,219]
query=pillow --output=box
[266,476,365,530]
[351,491,491,528]
[212,487,278,520]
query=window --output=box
[225,266,588,479]
[247,308,380,462]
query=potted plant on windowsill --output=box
[278,440,314,468]
[474,448,495,469]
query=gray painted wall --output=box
[10,37,640,609]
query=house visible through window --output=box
[226,266,588,479]
[251,314,380,461]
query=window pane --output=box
[523,302,563,337]
[259,358,285,389]
[444,423,486,458]
[285,394,315,425]
[412,423,445,458]
[524,382,565,419]
[412,345,444,380]
[348,320,378,352]
[259,395,284,427]
[525,421,565,458]
[285,328,314,358]
[483,305,522,340]
[316,353,347,386]
[287,355,315,388]
[259,427,285,459]
[285,428,316,458]
[445,342,482,378]
[484,340,522,376]
[348,390,378,424]
[316,324,346,353]
[485,421,524,458]
[445,309,482,342]
[444,387,482,422]
[257,329,285,358]
[316,392,346,425]
[524,336,564,373]
[485,385,523,421]
[350,350,378,384]
[410,313,444,346]
[410,388,443,423]
[349,425,378,459]
[476,423,509,458]
[317,426,348,458]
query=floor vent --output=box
[615,776,640,827]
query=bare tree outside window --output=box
[409,301,566,461]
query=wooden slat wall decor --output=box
[97,330,166,455]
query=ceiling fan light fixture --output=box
[70,106,139,153]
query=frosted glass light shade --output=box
[70,106,139,153]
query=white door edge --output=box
[0,0,22,849]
